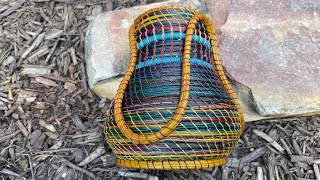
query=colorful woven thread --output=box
[105,6,245,170]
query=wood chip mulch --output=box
[0,1,319,179]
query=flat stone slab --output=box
[220,0,320,118]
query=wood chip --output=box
[45,131,59,140]
[221,166,229,180]
[241,147,266,164]
[15,120,29,137]
[118,171,159,180]
[0,168,21,177]
[71,115,86,131]
[64,81,76,92]
[34,102,46,110]
[30,130,46,149]
[292,138,303,155]
[20,66,51,76]
[225,158,240,168]
[49,140,63,150]
[39,119,56,132]
[0,130,21,143]
[280,138,293,155]
[61,158,95,179]
[296,126,313,136]
[69,47,78,65]
[26,46,49,63]
[312,159,320,164]
[0,0,25,19]
[290,155,313,163]
[314,164,320,180]
[105,0,113,11]
[78,146,105,166]
[35,77,58,87]
[45,29,63,40]
[17,90,38,103]
[45,39,59,64]
[267,153,275,180]
[21,33,45,60]
[0,6,9,14]
[4,103,20,117]
[253,129,284,153]
[2,55,16,66]
[256,167,264,180]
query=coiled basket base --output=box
[116,158,228,170]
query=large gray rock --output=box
[220,0,320,119]
[85,0,208,99]
[205,0,232,30]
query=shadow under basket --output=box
[105,6,245,170]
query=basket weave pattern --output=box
[105,6,245,170]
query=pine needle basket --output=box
[105,6,245,170]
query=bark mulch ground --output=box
[0,1,319,179]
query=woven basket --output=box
[105,6,245,170]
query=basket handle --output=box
[113,12,244,145]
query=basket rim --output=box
[133,5,198,25]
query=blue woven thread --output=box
[135,57,213,69]
[137,32,212,50]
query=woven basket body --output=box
[105,6,244,170]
